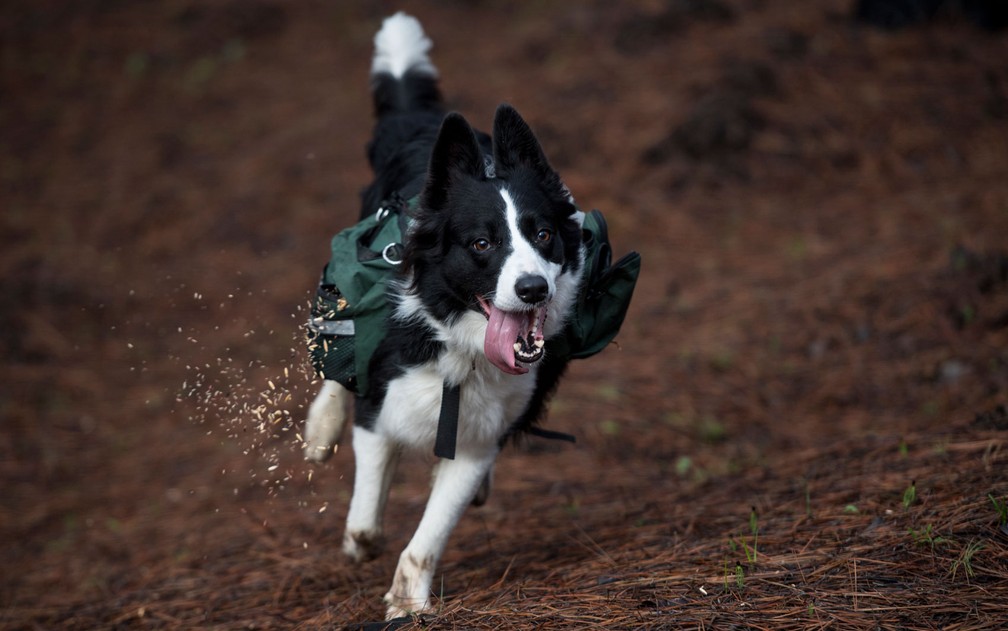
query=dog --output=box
[303,12,588,620]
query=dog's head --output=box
[400,104,585,375]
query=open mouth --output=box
[477,296,547,375]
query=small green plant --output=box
[710,350,734,372]
[898,439,908,458]
[950,539,984,581]
[959,304,976,326]
[599,419,620,436]
[721,557,745,590]
[748,507,759,563]
[990,493,1007,527]
[698,416,726,444]
[786,235,807,261]
[740,537,757,565]
[563,498,580,517]
[902,480,917,510]
[595,384,621,402]
[124,52,149,78]
[723,511,760,591]
[723,538,748,590]
[675,455,692,477]
[908,524,947,551]
[844,504,860,514]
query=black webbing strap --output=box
[527,426,577,443]
[433,382,461,459]
[433,382,577,459]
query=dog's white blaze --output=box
[371,12,437,79]
[494,189,563,313]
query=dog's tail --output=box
[370,12,442,117]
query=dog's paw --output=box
[304,382,347,463]
[383,595,432,621]
[343,529,384,563]
[383,551,435,619]
[303,433,338,463]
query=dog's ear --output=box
[421,112,484,210]
[492,103,567,196]
[492,104,547,172]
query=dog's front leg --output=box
[384,451,496,619]
[343,425,400,562]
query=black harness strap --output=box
[434,381,577,459]
[433,382,461,459]
[526,426,577,443]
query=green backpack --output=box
[307,197,641,397]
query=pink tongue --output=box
[484,305,529,375]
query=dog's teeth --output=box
[534,339,544,349]
[513,342,522,352]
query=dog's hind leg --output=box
[343,425,400,563]
[384,450,497,619]
[303,380,347,463]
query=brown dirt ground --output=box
[2,1,1008,629]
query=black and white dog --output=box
[303,13,586,619]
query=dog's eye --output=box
[536,229,553,243]
[471,238,491,252]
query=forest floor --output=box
[2,1,1007,629]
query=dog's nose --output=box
[515,274,549,304]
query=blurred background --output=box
[2,0,1006,627]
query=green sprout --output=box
[902,480,917,510]
[950,539,984,581]
[990,494,1007,527]
[908,524,947,551]
[748,507,759,563]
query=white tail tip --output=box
[371,12,437,79]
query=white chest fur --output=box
[374,345,537,455]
